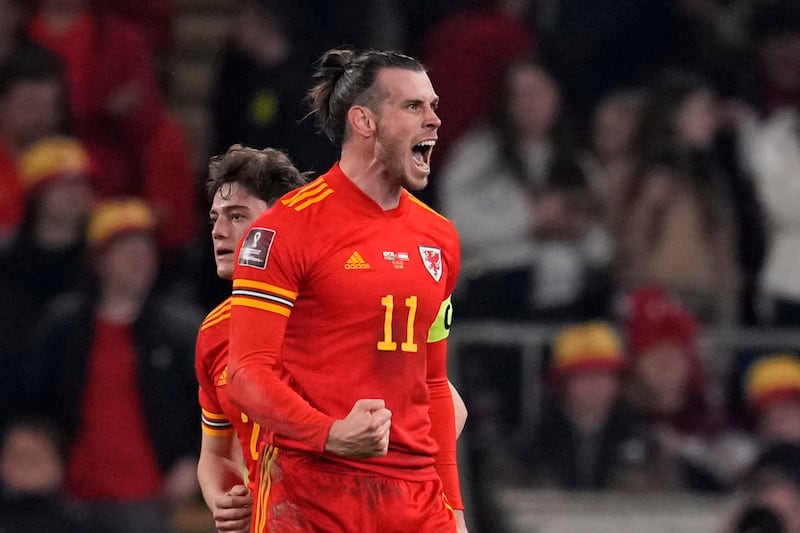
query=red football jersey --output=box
[195,297,264,491]
[228,163,461,482]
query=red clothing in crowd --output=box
[95,0,174,56]
[0,140,24,237]
[28,10,162,193]
[421,6,534,163]
[28,8,196,252]
[66,318,162,500]
[140,113,198,252]
[228,164,462,506]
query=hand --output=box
[324,399,391,458]
[212,484,252,533]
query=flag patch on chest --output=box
[419,246,442,282]
[383,251,409,269]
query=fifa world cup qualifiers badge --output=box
[238,227,276,269]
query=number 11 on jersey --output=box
[378,294,418,353]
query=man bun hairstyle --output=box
[306,47,426,145]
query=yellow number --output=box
[402,296,418,352]
[378,294,418,353]
[240,412,261,461]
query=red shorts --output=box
[251,448,456,533]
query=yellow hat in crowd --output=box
[17,136,93,194]
[745,354,800,412]
[551,321,626,381]
[87,198,157,250]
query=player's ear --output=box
[347,105,375,139]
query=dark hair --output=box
[489,58,579,190]
[623,69,729,238]
[306,47,426,144]
[0,44,64,98]
[206,145,309,206]
[635,68,714,161]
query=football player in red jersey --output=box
[195,145,307,533]
[228,48,468,532]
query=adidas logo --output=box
[344,251,370,270]
[217,366,228,386]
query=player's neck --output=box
[339,149,402,211]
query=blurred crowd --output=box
[1,0,800,532]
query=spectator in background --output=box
[738,79,800,326]
[27,0,197,254]
[0,416,93,533]
[210,0,337,176]
[29,198,201,533]
[622,286,742,491]
[515,321,651,491]
[726,443,800,533]
[0,43,65,240]
[743,354,800,448]
[618,69,742,324]
[741,0,800,119]
[94,0,174,63]
[582,88,646,244]
[0,137,93,424]
[418,0,534,207]
[440,58,613,321]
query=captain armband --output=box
[427,295,453,343]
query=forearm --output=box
[228,306,336,451]
[448,380,468,438]
[197,435,252,533]
[429,377,463,508]
[227,358,335,451]
[427,340,463,509]
[197,435,244,511]
[197,453,242,511]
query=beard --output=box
[374,138,429,192]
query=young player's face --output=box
[210,182,269,280]
[372,68,440,192]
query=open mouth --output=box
[216,248,233,258]
[412,140,435,169]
